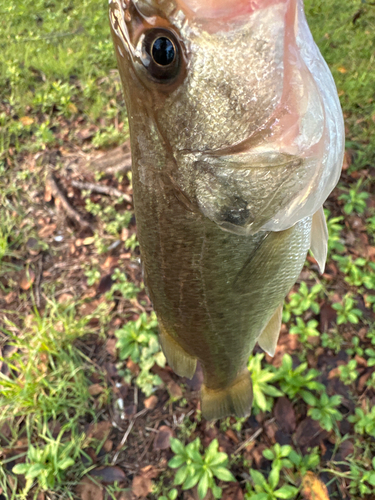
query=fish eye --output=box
[140,29,181,82]
[151,37,175,66]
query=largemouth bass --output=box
[109,0,345,419]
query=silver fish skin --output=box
[109,0,345,419]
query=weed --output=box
[116,312,166,396]
[168,437,235,499]
[338,179,369,215]
[245,468,298,500]
[289,318,320,344]
[247,354,283,413]
[325,211,346,257]
[283,282,322,322]
[12,430,84,497]
[272,354,324,401]
[348,405,375,438]
[339,359,359,385]
[302,392,343,432]
[332,295,363,325]
[0,300,108,423]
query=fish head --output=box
[110,0,344,234]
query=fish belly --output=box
[134,168,312,400]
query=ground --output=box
[0,0,375,499]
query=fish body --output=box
[109,0,345,419]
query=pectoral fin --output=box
[159,324,197,379]
[201,369,253,420]
[310,206,328,274]
[257,304,283,357]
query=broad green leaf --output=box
[170,438,185,456]
[12,463,29,475]
[168,455,186,469]
[58,458,74,470]
[275,485,299,499]
[174,465,188,485]
[25,463,46,478]
[182,472,201,490]
[211,466,235,482]
[197,471,210,500]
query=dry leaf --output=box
[44,183,52,202]
[76,476,104,500]
[337,66,347,73]
[144,395,158,410]
[90,466,126,485]
[88,384,104,396]
[153,426,173,450]
[20,270,35,290]
[83,236,95,245]
[38,224,57,238]
[132,476,153,498]
[20,116,34,126]
[87,421,112,441]
[167,380,183,399]
[302,472,329,500]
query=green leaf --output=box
[300,390,316,406]
[182,471,201,490]
[274,485,299,499]
[12,463,29,475]
[170,438,185,456]
[25,463,46,478]
[206,452,228,467]
[263,449,274,461]
[211,467,235,482]
[169,489,178,500]
[269,467,280,490]
[168,455,186,469]
[58,458,74,470]
[250,469,267,487]
[174,465,188,485]
[197,471,210,500]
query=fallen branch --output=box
[71,180,132,204]
[47,173,93,230]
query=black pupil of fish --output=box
[152,37,175,66]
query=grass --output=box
[0,0,374,498]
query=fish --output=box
[109,0,345,419]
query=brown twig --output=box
[47,173,93,230]
[103,154,132,175]
[71,180,132,204]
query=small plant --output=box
[13,431,83,495]
[245,468,298,500]
[338,179,369,215]
[263,444,293,472]
[168,437,235,499]
[283,282,322,322]
[116,312,166,396]
[290,318,320,344]
[288,447,320,477]
[248,354,283,413]
[159,489,178,500]
[84,267,101,286]
[339,359,359,385]
[302,392,342,432]
[106,268,139,301]
[348,458,375,497]
[321,330,343,353]
[271,354,324,401]
[325,212,345,257]
[348,405,375,438]
[332,295,363,325]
